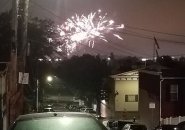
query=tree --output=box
[0,11,66,111]
[27,17,60,59]
[117,56,143,72]
[26,17,61,108]
[0,11,61,62]
[156,55,177,67]
[56,54,111,103]
[0,12,12,62]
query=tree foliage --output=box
[0,12,12,62]
[156,56,178,67]
[28,17,59,59]
[117,56,143,72]
[26,18,60,103]
[0,11,61,61]
[56,54,111,99]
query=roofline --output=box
[161,77,185,80]
[140,70,185,79]
[111,69,185,79]
[111,69,140,78]
[139,70,161,76]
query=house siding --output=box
[161,80,185,117]
[111,68,185,129]
[139,72,160,129]
[139,88,160,129]
[139,71,185,128]
[115,80,138,112]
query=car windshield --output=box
[12,116,107,130]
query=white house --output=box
[111,70,139,120]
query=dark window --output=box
[167,84,178,102]
[125,95,138,102]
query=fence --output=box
[163,116,185,125]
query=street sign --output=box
[18,72,29,84]
[149,102,155,109]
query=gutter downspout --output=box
[159,77,164,126]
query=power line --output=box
[29,39,110,56]
[106,39,151,57]
[30,1,185,45]
[30,38,127,56]
[29,39,185,60]
[118,30,185,45]
[29,37,146,58]
[125,25,185,38]
[30,1,185,39]
[28,1,149,57]
[29,1,185,57]
[30,0,185,39]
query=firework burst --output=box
[57,10,124,55]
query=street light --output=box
[46,76,53,82]
[36,58,44,112]
[141,58,148,67]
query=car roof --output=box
[16,112,94,121]
[178,121,185,126]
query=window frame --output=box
[125,94,138,102]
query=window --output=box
[125,95,138,102]
[169,84,178,102]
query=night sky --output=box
[1,0,185,58]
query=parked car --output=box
[9,112,107,130]
[122,123,147,130]
[107,120,115,128]
[177,121,185,130]
[42,107,55,112]
[154,124,178,130]
[41,104,55,112]
[80,107,100,118]
[112,120,134,130]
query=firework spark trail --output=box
[57,10,124,55]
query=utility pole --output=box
[18,0,29,68]
[153,37,160,61]
[159,77,163,126]
[17,0,30,114]
[7,0,19,126]
[153,40,155,61]
[11,0,18,74]
[36,79,39,112]
[11,0,18,52]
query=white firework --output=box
[57,10,124,55]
